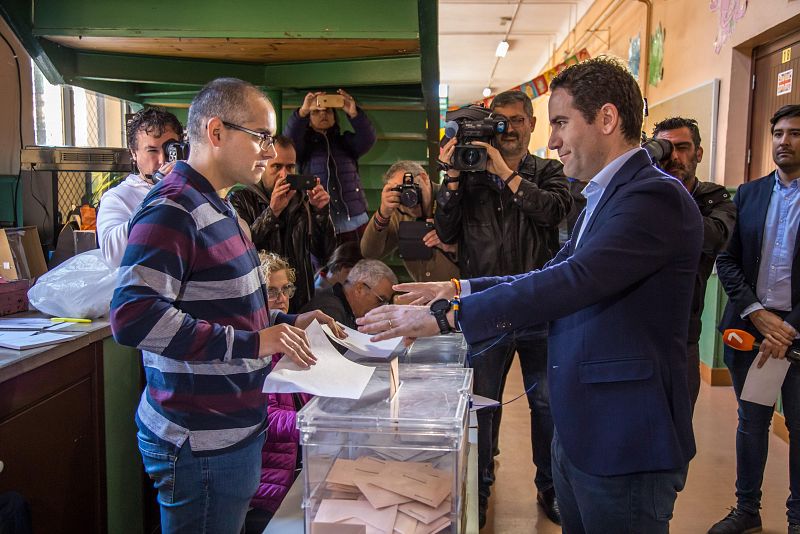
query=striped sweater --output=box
[111,161,292,454]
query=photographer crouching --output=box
[361,161,458,282]
[437,90,571,527]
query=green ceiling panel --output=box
[32,0,419,39]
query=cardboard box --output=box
[0,227,48,281]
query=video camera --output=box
[641,134,673,169]
[391,172,422,208]
[443,105,508,172]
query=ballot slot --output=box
[298,366,472,534]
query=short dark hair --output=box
[491,90,533,118]
[652,117,702,148]
[187,78,269,145]
[126,108,183,151]
[770,105,800,133]
[550,56,643,144]
[273,134,295,151]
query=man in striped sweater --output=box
[111,78,339,533]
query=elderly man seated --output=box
[300,259,396,329]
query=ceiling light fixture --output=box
[482,87,492,98]
[495,40,509,58]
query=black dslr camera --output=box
[444,105,508,172]
[641,134,673,169]
[150,140,190,182]
[163,139,190,163]
[391,172,422,208]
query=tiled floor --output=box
[482,358,792,534]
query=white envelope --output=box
[322,322,402,358]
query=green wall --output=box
[103,338,144,534]
[0,175,22,226]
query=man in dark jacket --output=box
[230,135,335,312]
[284,89,376,244]
[653,117,736,412]
[712,104,800,534]
[437,90,571,527]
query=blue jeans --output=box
[552,433,687,533]
[468,327,553,499]
[137,426,265,534]
[724,346,800,523]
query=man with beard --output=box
[230,135,335,312]
[711,104,800,534]
[653,117,736,412]
[436,90,571,527]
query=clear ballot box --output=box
[344,333,468,368]
[400,334,468,367]
[296,366,473,534]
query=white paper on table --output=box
[321,322,402,359]
[0,318,72,331]
[0,330,83,350]
[262,320,375,399]
[741,355,792,406]
[0,322,72,333]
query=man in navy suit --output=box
[711,104,800,534]
[358,57,702,533]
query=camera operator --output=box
[652,117,735,413]
[285,89,376,244]
[437,90,571,527]
[361,161,458,282]
[230,135,335,312]
[97,108,183,267]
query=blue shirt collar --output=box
[774,170,800,191]
[581,147,643,199]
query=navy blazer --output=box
[717,172,800,335]
[459,149,701,476]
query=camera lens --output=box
[463,148,481,167]
[401,189,419,208]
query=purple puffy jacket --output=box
[251,354,313,513]
[284,108,376,224]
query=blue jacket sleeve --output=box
[459,179,701,344]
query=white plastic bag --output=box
[28,250,119,319]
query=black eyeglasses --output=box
[363,282,392,306]
[267,283,296,300]
[222,121,275,151]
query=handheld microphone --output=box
[443,120,459,139]
[722,329,800,363]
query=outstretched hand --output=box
[356,304,440,342]
[391,281,456,306]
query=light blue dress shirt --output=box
[573,147,642,247]
[742,172,800,318]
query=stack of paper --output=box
[263,320,375,399]
[0,330,83,350]
[0,318,73,331]
[312,456,453,534]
